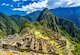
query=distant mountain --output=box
[25,11,41,22]
[26,7,80,27]
[50,7,80,27]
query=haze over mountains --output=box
[0,8,80,55]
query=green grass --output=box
[72,43,80,55]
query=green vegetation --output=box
[0,8,80,55]
[58,20,80,55]
[21,20,34,29]
[37,8,80,55]
[0,13,20,35]
[0,13,28,38]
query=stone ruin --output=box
[0,32,73,55]
[0,33,59,55]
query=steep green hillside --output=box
[0,12,32,38]
[10,15,26,26]
[0,13,20,37]
[57,18,80,55]
[59,18,80,41]
[37,8,59,32]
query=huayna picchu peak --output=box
[37,8,59,32]
[0,8,80,55]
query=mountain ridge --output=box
[26,7,80,27]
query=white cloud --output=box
[31,0,35,1]
[12,0,28,2]
[11,5,13,7]
[12,0,48,13]
[1,3,9,6]
[12,0,20,2]
[22,0,27,1]
[31,0,38,2]
[47,0,80,8]
[12,0,80,13]
[1,3,14,7]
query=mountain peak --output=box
[37,8,59,32]
[41,8,51,15]
[37,8,52,21]
[42,8,49,12]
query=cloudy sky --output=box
[0,0,80,15]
